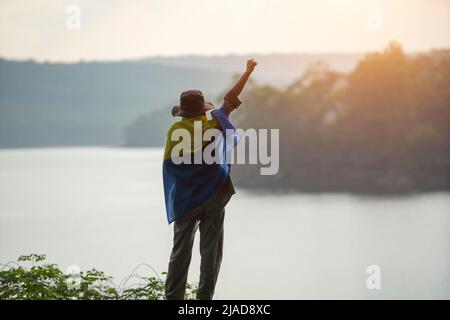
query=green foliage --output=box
[120,272,197,300]
[0,254,197,300]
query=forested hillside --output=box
[231,44,450,193]
[0,60,230,146]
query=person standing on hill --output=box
[163,59,258,300]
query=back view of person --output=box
[162,59,258,300]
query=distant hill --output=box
[0,54,362,147]
[0,59,231,147]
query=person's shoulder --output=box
[211,107,229,120]
[166,116,220,137]
[204,117,220,130]
[166,119,188,136]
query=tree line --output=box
[232,43,449,193]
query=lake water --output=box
[0,148,449,299]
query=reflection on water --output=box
[0,148,449,299]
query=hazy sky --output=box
[1,0,449,61]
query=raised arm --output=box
[222,59,257,115]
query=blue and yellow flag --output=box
[162,107,239,224]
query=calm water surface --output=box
[0,148,448,299]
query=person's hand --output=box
[246,59,257,73]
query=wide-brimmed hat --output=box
[171,90,214,118]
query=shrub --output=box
[0,254,197,300]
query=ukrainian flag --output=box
[162,107,239,224]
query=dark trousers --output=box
[165,207,225,300]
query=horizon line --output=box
[1,46,449,65]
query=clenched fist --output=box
[246,59,258,73]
